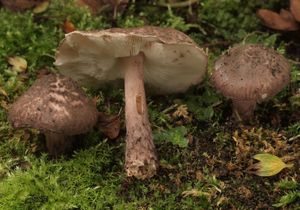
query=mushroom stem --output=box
[45,132,73,157]
[232,99,257,121]
[122,52,158,179]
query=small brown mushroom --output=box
[8,74,98,157]
[211,44,290,121]
[54,26,208,179]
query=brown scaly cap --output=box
[54,26,207,94]
[211,44,290,103]
[8,74,98,135]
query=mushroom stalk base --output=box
[45,132,73,157]
[122,53,158,179]
[232,99,256,121]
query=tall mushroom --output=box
[8,74,98,157]
[54,26,208,179]
[211,44,290,121]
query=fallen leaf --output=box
[63,20,76,33]
[7,56,27,73]
[248,153,294,177]
[279,9,295,22]
[290,0,300,22]
[97,112,120,139]
[33,0,49,13]
[257,9,299,31]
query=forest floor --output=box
[0,0,299,209]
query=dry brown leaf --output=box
[279,9,295,22]
[97,112,120,139]
[63,20,76,34]
[290,0,300,22]
[257,9,299,31]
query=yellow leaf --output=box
[33,1,49,14]
[7,56,27,73]
[250,153,293,177]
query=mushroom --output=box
[8,74,98,157]
[54,26,208,179]
[211,44,290,121]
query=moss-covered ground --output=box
[0,0,299,209]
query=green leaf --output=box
[251,154,294,177]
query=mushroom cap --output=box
[211,44,290,102]
[8,74,98,135]
[54,26,208,94]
